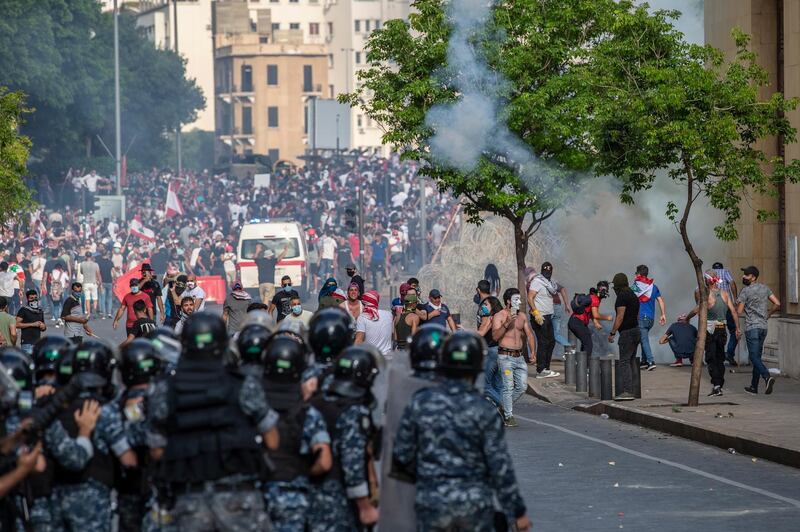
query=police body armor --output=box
[309,392,366,485]
[264,381,310,483]
[54,395,114,487]
[115,389,149,496]
[155,359,269,484]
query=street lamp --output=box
[113,0,121,194]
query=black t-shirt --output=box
[61,297,80,319]
[96,257,114,284]
[43,258,67,278]
[271,289,299,322]
[254,257,278,285]
[614,289,640,332]
[150,251,168,274]
[133,317,157,338]
[16,307,44,345]
[141,280,163,316]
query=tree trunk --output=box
[512,217,529,313]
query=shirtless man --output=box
[340,282,363,320]
[492,288,536,427]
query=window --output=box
[327,22,333,36]
[268,106,279,128]
[375,19,381,29]
[240,65,253,92]
[354,20,360,32]
[271,22,280,31]
[357,114,363,127]
[309,22,319,35]
[329,84,334,98]
[303,65,313,92]
[241,237,297,260]
[270,0,279,3]
[365,20,370,32]
[268,149,280,163]
[328,53,334,68]
[289,22,300,30]
[242,107,253,134]
[289,0,298,3]
[267,64,278,85]
[259,36,268,43]
[355,51,361,64]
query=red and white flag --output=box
[130,215,156,241]
[165,181,184,218]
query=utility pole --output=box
[174,0,183,176]
[114,0,122,194]
[420,177,427,266]
[358,183,365,274]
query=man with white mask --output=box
[492,288,536,427]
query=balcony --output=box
[302,83,323,94]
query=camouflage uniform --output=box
[309,401,372,532]
[301,361,334,392]
[118,390,150,532]
[393,379,527,531]
[147,373,278,530]
[264,406,329,532]
[49,401,131,532]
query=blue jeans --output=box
[552,305,570,347]
[50,297,63,321]
[745,328,770,390]
[498,354,528,417]
[638,316,654,364]
[99,282,114,316]
[483,346,503,408]
[725,310,739,360]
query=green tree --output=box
[0,88,34,225]
[342,0,637,298]
[587,7,800,405]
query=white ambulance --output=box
[236,219,311,299]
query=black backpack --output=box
[571,293,592,314]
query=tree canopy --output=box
[0,88,34,225]
[0,0,204,176]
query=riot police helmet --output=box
[308,307,353,364]
[328,344,381,399]
[409,323,450,371]
[32,336,71,379]
[181,312,228,360]
[237,323,272,365]
[121,338,162,387]
[72,339,115,388]
[263,335,307,383]
[147,326,181,366]
[438,330,486,378]
[0,348,34,393]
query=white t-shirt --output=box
[321,237,337,261]
[185,286,207,311]
[356,309,394,357]
[283,310,313,328]
[0,271,17,297]
[528,275,555,316]
[31,257,47,281]
[391,191,408,208]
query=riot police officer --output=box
[392,330,532,531]
[409,323,449,380]
[236,323,272,377]
[117,338,162,531]
[303,308,353,399]
[147,312,279,530]
[262,335,332,531]
[309,345,381,531]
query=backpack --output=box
[570,293,592,314]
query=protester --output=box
[659,314,697,367]
[393,293,421,349]
[61,281,93,344]
[96,249,115,318]
[632,265,666,371]
[283,294,313,328]
[45,261,67,325]
[551,281,572,353]
[527,262,559,378]
[0,297,17,347]
[184,274,207,312]
[355,290,393,357]
[737,266,780,395]
[113,277,154,337]
[318,277,341,310]
[341,282,364,320]
[344,263,365,298]
[77,252,101,317]
[140,263,165,322]
[222,281,252,335]
[120,299,157,347]
[173,296,196,334]
[420,288,457,331]
[254,243,289,305]
[16,289,46,354]
[712,261,740,366]
[608,273,640,401]
[476,280,504,413]
[367,233,389,291]
[0,262,22,317]
[269,275,298,322]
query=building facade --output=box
[706,0,800,377]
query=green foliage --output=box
[342,0,636,236]
[0,88,34,225]
[0,0,204,176]
[587,7,800,243]
[166,130,216,173]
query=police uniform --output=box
[393,379,527,531]
[117,386,151,532]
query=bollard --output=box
[632,357,642,399]
[564,347,577,387]
[576,351,588,393]
[614,356,621,397]
[589,357,601,398]
[600,356,613,400]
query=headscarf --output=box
[319,277,338,301]
[231,281,251,301]
[361,290,380,321]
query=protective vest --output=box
[264,381,310,482]
[55,395,114,488]
[309,392,363,485]
[115,389,149,496]
[155,359,269,484]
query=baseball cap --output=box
[429,289,442,298]
[129,277,140,287]
[741,266,760,277]
[712,262,724,270]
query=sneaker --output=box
[647,363,657,371]
[744,386,757,395]
[669,361,684,367]
[544,370,560,378]
[535,371,550,379]
[726,358,739,367]
[614,392,635,401]
[765,377,776,395]
[503,416,518,427]
[639,360,649,368]
[707,386,723,397]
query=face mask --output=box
[131,287,140,294]
[187,282,196,289]
[542,270,552,280]
[72,291,81,299]
[291,304,302,315]
[598,288,609,299]
[28,299,40,309]
[479,304,491,317]
[742,278,752,286]
[346,270,355,277]
[283,284,292,292]
[510,295,521,310]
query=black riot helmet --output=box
[181,312,228,360]
[72,339,115,388]
[236,324,272,365]
[328,345,381,399]
[147,326,181,366]
[438,331,486,379]
[409,323,450,371]
[308,307,353,364]
[57,347,75,386]
[263,335,307,383]
[1,348,34,393]
[121,339,161,387]
[32,336,71,379]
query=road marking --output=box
[515,414,800,509]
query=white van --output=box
[237,219,311,299]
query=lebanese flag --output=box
[114,260,150,302]
[130,215,156,241]
[165,181,184,218]
[633,274,654,302]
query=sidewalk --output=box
[527,359,800,468]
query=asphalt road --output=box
[506,395,800,532]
